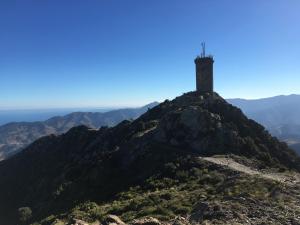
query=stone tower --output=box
[194,43,214,92]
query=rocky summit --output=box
[0,92,299,225]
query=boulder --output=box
[104,215,126,225]
[131,217,161,225]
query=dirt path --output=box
[200,156,300,185]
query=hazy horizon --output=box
[0,102,159,125]
[0,93,299,111]
[1,93,299,126]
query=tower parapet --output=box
[194,43,214,93]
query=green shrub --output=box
[18,207,32,224]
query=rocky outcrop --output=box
[104,215,126,225]
[141,92,300,170]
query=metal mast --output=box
[201,42,206,57]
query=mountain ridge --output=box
[0,102,159,160]
[0,91,299,224]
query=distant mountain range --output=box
[0,102,159,160]
[228,94,300,154]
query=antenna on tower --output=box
[201,42,206,57]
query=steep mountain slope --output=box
[228,94,300,153]
[0,92,299,225]
[291,143,300,155]
[0,102,158,160]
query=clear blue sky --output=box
[1,0,300,109]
